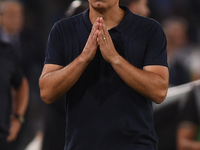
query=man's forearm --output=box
[14,77,29,115]
[8,77,28,142]
[111,55,169,104]
[39,54,90,104]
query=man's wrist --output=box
[12,114,25,124]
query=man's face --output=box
[88,0,119,11]
[2,3,24,32]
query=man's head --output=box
[121,0,150,17]
[0,1,24,33]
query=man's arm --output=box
[39,57,90,104]
[111,58,168,104]
[97,17,169,104]
[39,18,101,104]
[177,121,200,150]
[7,77,29,142]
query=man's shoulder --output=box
[132,14,161,28]
[55,12,84,29]
[128,14,164,36]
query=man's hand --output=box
[81,17,100,62]
[97,17,119,63]
[7,117,22,142]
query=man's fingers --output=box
[7,129,16,142]
[87,17,100,46]
[91,17,100,34]
[101,18,110,40]
[92,30,99,45]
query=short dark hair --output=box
[120,0,140,6]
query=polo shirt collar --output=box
[83,6,133,33]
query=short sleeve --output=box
[143,21,168,67]
[45,22,65,66]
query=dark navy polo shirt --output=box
[45,6,168,150]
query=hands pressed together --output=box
[82,17,119,63]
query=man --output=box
[39,0,169,149]
[0,1,45,149]
[0,40,29,150]
[0,1,45,75]
[121,0,150,17]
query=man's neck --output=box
[89,5,125,30]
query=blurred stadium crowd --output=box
[1,0,200,150]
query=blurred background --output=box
[14,0,200,45]
[1,0,200,150]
